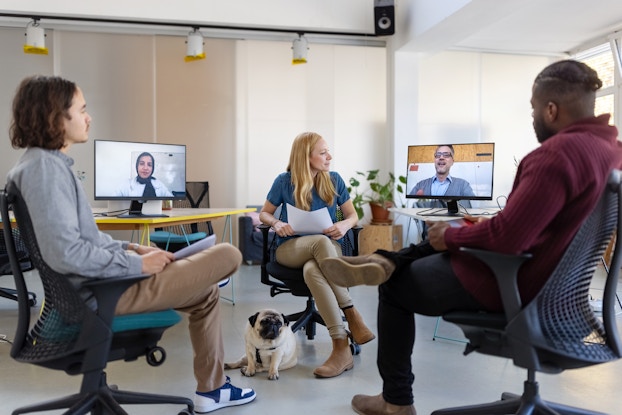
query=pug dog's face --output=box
[249,309,289,340]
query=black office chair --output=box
[151,181,214,252]
[431,169,622,415]
[0,227,36,306]
[1,183,194,415]
[259,212,361,344]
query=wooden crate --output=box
[358,224,403,255]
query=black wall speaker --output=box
[374,0,395,36]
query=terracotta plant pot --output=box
[369,202,393,224]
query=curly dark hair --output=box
[9,75,77,150]
[535,59,602,92]
[533,60,602,118]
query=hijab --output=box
[136,152,156,198]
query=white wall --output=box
[389,50,553,241]
[0,26,53,179]
[236,40,388,207]
[155,35,237,206]
[415,52,550,203]
[0,26,387,217]
[216,39,387,209]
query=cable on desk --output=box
[93,209,130,217]
[496,195,507,210]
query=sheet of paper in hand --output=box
[286,203,333,234]
[174,234,216,260]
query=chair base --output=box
[12,371,193,415]
[431,316,467,344]
[431,378,606,415]
[0,287,36,306]
[286,297,325,340]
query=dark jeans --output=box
[375,242,484,406]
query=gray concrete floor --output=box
[1,264,621,414]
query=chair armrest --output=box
[81,273,150,289]
[351,226,362,256]
[81,274,151,325]
[259,224,273,283]
[459,247,532,319]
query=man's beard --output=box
[533,117,557,143]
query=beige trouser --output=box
[115,242,242,393]
[275,235,352,339]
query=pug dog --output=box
[225,309,297,380]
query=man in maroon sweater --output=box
[320,59,622,415]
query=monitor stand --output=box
[116,200,169,218]
[418,200,463,217]
[446,200,460,215]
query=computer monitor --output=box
[94,139,186,217]
[405,142,494,215]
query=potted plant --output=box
[348,169,407,223]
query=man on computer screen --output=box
[409,144,476,208]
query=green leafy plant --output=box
[347,169,407,220]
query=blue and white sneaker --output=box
[194,376,256,413]
[218,277,230,288]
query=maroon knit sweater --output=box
[445,115,622,311]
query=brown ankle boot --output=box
[321,253,395,287]
[343,306,375,345]
[352,393,417,415]
[313,337,353,378]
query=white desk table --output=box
[390,207,500,221]
[389,207,500,244]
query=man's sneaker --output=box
[194,376,256,413]
[218,277,230,288]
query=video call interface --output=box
[405,142,495,200]
[94,140,187,200]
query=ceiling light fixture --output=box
[185,27,205,62]
[292,34,308,65]
[24,19,48,55]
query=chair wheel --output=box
[178,410,193,415]
[146,346,166,366]
[350,343,361,355]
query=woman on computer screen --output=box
[116,152,173,198]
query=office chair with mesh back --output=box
[1,183,193,415]
[0,228,36,306]
[150,181,214,252]
[259,218,361,346]
[431,169,622,415]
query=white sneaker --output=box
[194,376,256,413]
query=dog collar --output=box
[255,347,277,364]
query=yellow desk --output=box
[2,207,254,304]
[94,207,255,304]
[94,207,255,246]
